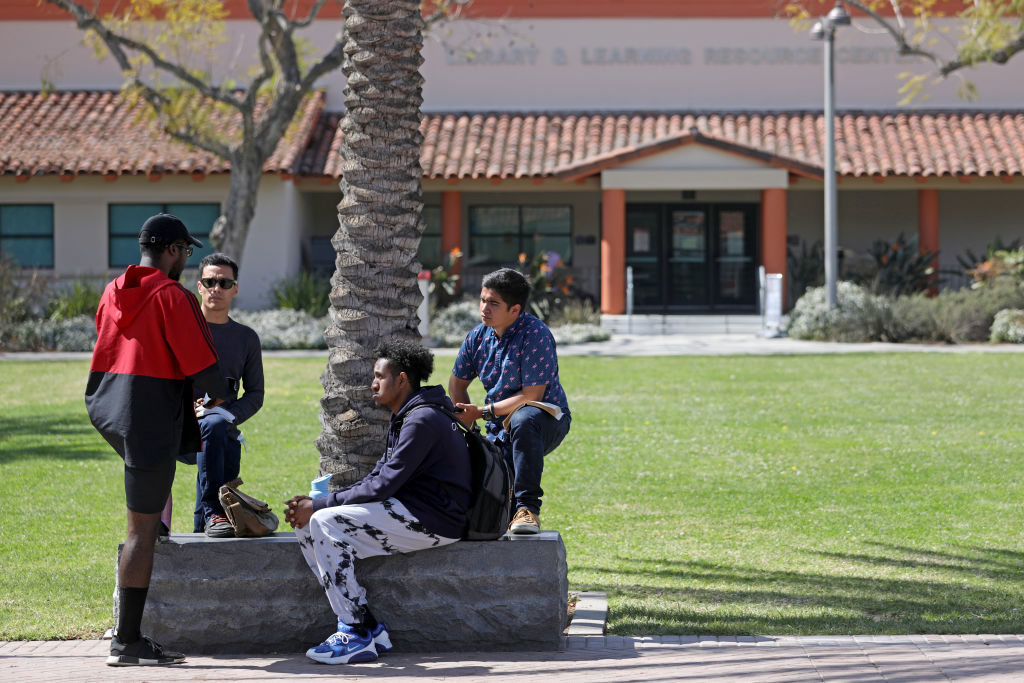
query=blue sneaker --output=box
[370,622,392,654]
[305,624,378,665]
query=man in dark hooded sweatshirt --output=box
[285,339,471,665]
[85,213,231,667]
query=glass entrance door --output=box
[624,203,758,311]
[712,206,757,308]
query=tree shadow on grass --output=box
[0,413,108,463]
[811,542,1024,582]
[577,546,1024,635]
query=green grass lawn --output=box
[2,353,1023,639]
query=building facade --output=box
[1,0,1022,311]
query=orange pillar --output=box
[760,188,788,304]
[441,190,462,283]
[918,188,939,294]
[601,188,626,314]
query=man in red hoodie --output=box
[86,214,231,667]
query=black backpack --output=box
[403,404,513,541]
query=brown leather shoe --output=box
[509,508,540,535]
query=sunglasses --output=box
[200,277,237,289]
[172,242,194,257]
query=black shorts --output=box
[124,457,176,514]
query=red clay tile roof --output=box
[3,95,1022,182]
[0,90,325,178]
[300,110,1024,182]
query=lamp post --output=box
[810,1,850,309]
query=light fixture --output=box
[827,1,851,27]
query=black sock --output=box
[115,586,148,643]
[360,606,378,631]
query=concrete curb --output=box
[566,590,608,636]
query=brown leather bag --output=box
[218,484,279,537]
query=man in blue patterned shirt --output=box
[449,267,571,535]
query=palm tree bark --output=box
[316,0,426,484]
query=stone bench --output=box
[118,530,568,654]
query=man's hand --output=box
[453,403,481,428]
[284,496,313,529]
[194,396,224,418]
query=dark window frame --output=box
[108,202,220,269]
[467,204,573,266]
[0,204,55,268]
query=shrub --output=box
[0,315,96,352]
[48,281,103,321]
[884,282,1024,343]
[967,248,1024,290]
[551,323,610,345]
[786,239,824,309]
[550,298,601,326]
[270,270,331,318]
[0,254,50,329]
[991,309,1024,343]
[786,281,890,342]
[954,236,1023,286]
[231,309,327,350]
[885,293,937,342]
[862,233,938,297]
[428,300,479,347]
[515,251,589,323]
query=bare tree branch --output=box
[44,0,244,110]
[842,0,947,71]
[291,0,335,28]
[816,0,1024,78]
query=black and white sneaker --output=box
[107,635,186,666]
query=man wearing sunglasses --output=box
[86,213,233,666]
[174,252,264,538]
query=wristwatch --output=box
[482,403,496,421]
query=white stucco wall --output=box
[240,177,306,309]
[0,174,304,309]
[5,16,1024,111]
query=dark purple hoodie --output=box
[312,385,472,539]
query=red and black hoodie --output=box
[85,265,230,468]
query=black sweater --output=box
[312,385,472,539]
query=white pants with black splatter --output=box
[296,498,460,626]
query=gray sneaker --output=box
[205,514,235,538]
[107,635,185,666]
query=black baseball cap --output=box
[138,213,203,247]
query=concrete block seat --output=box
[118,530,568,654]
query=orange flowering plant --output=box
[420,247,463,310]
[968,248,1024,289]
[866,233,938,296]
[515,251,585,321]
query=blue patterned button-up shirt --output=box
[452,312,570,441]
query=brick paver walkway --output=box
[5,635,1024,681]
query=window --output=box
[468,205,571,265]
[0,205,54,268]
[109,203,220,268]
[419,205,442,268]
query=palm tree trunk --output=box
[316,0,426,485]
